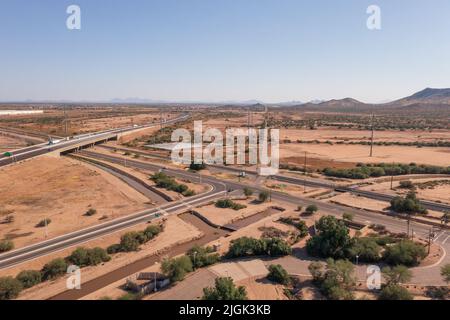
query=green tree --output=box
[41,258,68,280]
[346,237,382,263]
[202,277,248,300]
[441,264,450,284]
[119,232,144,252]
[187,245,220,269]
[0,240,14,253]
[0,277,23,300]
[382,265,412,285]
[226,237,266,258]
[308,259,356,300]
[383,240,427,266]
[306,216,352,259]
[267,264,290,285]
[378,284,413,300]
[16,270,42,289]
[161,256,193,282]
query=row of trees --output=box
[0,246,111,300]
[107,225,162,254]
[226,237,292,258]
[150,172,195,197]
[306,216,427,266]
[322,163,450,179]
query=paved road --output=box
[98,145,450,213]
[80,150,443,240]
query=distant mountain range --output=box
[285,88,450,110]
[3,88,450,108]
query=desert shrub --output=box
[0,277,23,300]
[243,187,253,197]
[0,240,14,253]
[305,204,319,215]
[68,247,111,267]
[378,284,412,300]
[41,258,68,280]
[279,218,309,238]
[258,191,270,202]
[267,264,291,285]
[106,244,122,254]
[36,218,51,228]
[85,208,97,216]
[215,199,246,211]
[398,180,414,189]
[16,270,42,289]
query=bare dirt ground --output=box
[238,278,288,300]
[0,135,28,152]
[6,215,202,300]
[280,128,450,144]
[0,107,178,137]
[195,198,274,227]
[280,143,450,167]
[327,193,444,220]
[0,156,150,248]
[360,178,450,205]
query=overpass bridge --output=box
[0,114,189,167]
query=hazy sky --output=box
[1,0,450,103]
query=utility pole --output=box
[303,151,307,175]
[369,113,375,157]
[390,174,394,190]
[427,229,433,254]
[63,106,68,136]
[406,217,411,238]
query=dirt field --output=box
[195,198,275,226]
[0,135,28,152]
[280,143,450,167]
[0,156,150,248]
[0,107,178,137]
[361,177,450,204]
[280,128,450,144]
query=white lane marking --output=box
[433,232,445,242]
[442,235,449,245]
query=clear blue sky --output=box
[1,0,450,103]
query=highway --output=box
[0,176,226,269]
[98,145,450,213]
[0,114,189,167]
[79,150,442,239]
